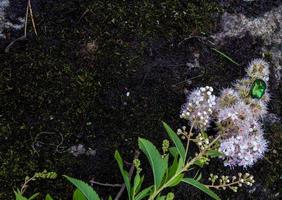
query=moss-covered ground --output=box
[1,0,281,199]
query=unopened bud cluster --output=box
[133,159,142,173]
[176,126,193,140]
[195,133,210,151]
[162,139,170,155]
[34,170,57,180]
[208,173,255,192]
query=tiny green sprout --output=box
[34,170,57,180]
[166,192,175,200]
[162,139,170,155]
[133,159,142,173]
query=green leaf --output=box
[135,186,153,200]
[167,156,184,183]
[14,190,28,200]
[211,48,240,66]
[163,122,186,162]
[28,193,40,200]
[64,175,100,200]
[166,173,184,187]
[168,154,179,179]
[108,197,113,200]
[135,175,144,194]
[45,194,54,200]
[132,173,141,197]
[156,196,166,200]
[73,189,87,200]
[168,147,178,158]
[196,173,202,181]
[114,151,131,200]
[138,138,168,189]
[206,150,225,158]
[182,178,221,200]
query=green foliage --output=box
[45,194,54,200]
[162,122,186,162]
[182,178,220,200]
[114,151,132,200]
[138,138,168,190]
[64,176,100,200]
[13,122,226,200]
[14,190,28,200]
[211,48,240,66]
[73,189,87,200]
[206,150,225,158]
[14,190,39,200]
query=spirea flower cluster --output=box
[180,86,216,130]
[181,59,270,168]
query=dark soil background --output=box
[1,0,281,199]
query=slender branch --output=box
[28,0,38,35]
[184,134,221,171]
[205,180,240,189]
[149,134,222,199]
[114,150,140,200]
[184,122,194,160]
[5,0,37,53]
[90,180,122,188]
[20,175,36,194]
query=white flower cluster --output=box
[181,59,270,168]
[180,86,216,130]
[217,59,270,167]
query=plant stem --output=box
[205,180,240,189]
[184,122,194,160]
[148,134,222,199]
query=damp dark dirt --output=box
[1,0,281,199]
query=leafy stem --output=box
[148,134,222,199]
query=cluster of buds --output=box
[34,170,57,180]
[195,133,210,151]
[180,86,216,130]
[162,139,170,155]
[176,126,192,140]
[207,173,255,192]
[133,159,142,173]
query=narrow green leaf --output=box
[207,150,225,158]
[132,173,141,197]
[163,122,186,162]
[114,151,131,200]
[28,193,40,200]
[135,175,144,194]
[108,197,113,200]
[135,186,153,200]
[196,173,202,181]
[73,189,87,200]
[166,173,184,187]
[14,190,28,200]
[168,147,178,158]
[64,175,100,200]
[211,48,240,66]
[182,178,221,200]
[45,194,54,200]
[138,138,168,189]
[156,196,166,200]
[168,154,179,179]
